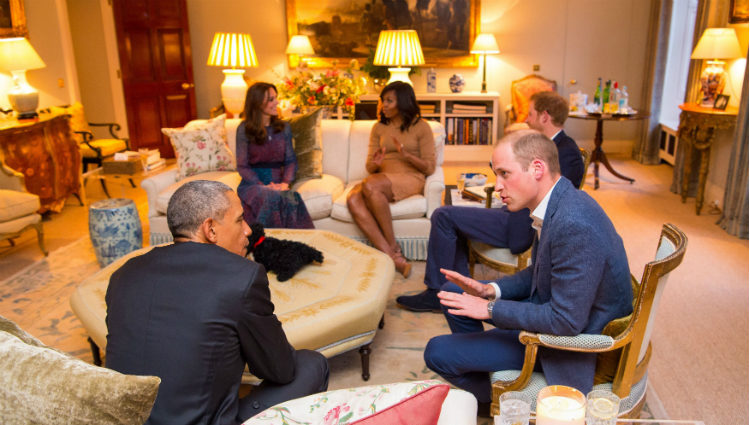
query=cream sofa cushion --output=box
[294,174,345,220]
[0,189,40,221]
[330,183,427,222]
[320,119,352,182]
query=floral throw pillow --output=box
[244,380,449,425]
[162,115,235,180]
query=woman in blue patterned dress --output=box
[236,82,313,228]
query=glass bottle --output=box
[594,78,602,107]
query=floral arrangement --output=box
[278,61,366,117]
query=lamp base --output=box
[698,61,727,107]
[7,70,40,118]
[387,68,413,86]
[221,69,249,116]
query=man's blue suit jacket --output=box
[491,177,633,393]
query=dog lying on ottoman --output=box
[247,223,324,282]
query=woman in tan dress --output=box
[347,82,436,277]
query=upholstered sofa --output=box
[141,116,445,260]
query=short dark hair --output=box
[379,81,421,132]
[506,131,561,175]
[167,180,233,239]
[530,91,569,127]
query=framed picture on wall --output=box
[0,0,28,38]
[285,0,480,68]
[713,94,730,110]
[730,0,749,23]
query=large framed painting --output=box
[730,0,748,23]
[286,0,480,68]
[0,0,27,38]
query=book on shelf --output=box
[452,103,488,114]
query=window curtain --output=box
[717,63,748,239]
[633,0,672,164]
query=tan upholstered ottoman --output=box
[70,229,395,381]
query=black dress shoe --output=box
[396,289,442,312]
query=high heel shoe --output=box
[392,253,412,278]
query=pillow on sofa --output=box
[288,107,324,184]
[244,380,449,425]
[162,114,234,180]
[0,315,161,425]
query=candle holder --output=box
[536,385,585,425]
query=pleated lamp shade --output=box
[373,30,425,85]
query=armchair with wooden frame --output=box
[505,74,558,128]
[467,148,590,277]
[488,223,688,418]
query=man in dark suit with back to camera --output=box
[105,180,329,424]
[397,90,585,312]
[423,131,632,413]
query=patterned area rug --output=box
[0,237,659,424]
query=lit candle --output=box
[536,386,586,425]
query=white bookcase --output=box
[358,92,500,162]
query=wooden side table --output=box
[677,103,738,214]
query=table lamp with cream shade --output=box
[286,35,315,68]
[690,27,742,107]
[373,30,425,86]
[207,32,258,116]
[0,37,46,119]
[470,33,500,93]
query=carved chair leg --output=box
[128,178,136,188]
[88,337,102,366]
[99,179,111,198]
[379,315,385,329]
[359,343,372,381]
[7,238,15,247]
[32,222,48,256]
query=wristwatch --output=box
[487,300,495,317]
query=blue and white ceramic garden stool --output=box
[88,198,143,267]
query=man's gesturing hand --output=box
[437,291,491,320]
[440,268,496,299]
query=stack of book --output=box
[452,103,488,114]
[139,149,166,171]
[419,103,437,115]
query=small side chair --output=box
[505,74,558,128]
[489,223,688,419]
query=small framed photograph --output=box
[714,94,730,110]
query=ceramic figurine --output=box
[449,74,465,93]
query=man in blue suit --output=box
[397,91,584,312]
[423,131,632,413]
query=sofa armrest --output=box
[425,165,445,219]
[140,167,178,217]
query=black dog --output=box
[247,223,324,282]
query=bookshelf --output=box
[357,92,499,162]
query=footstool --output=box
[70,229,395,381]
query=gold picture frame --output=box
[285,0,480,68]
[730,0,749,23]
[0,0,28,38]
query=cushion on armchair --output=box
[162,114,235,180]
[0,315,160,425]
[243,380,449,425]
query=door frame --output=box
[97,0,130,139]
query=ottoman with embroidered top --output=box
[70,229,395,381]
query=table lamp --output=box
[0,37,46,119]
[470,33,500,93]
[207,32,259,116]
[286,35,315,68]
[690,27,742,107]
[373,30,425,86]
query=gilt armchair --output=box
[489,223,688,418]
[505,74,557,127]
[0,151,47,255]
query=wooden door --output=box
[113,0,196,158]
